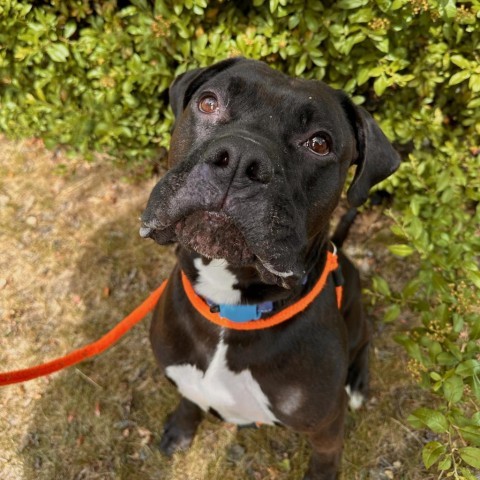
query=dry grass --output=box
[0,136,433,479]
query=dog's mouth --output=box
[174,210,256,266]
[140,210,255,265]
[140,210,301,287]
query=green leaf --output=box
[395,333,424,362]
[409,216,423,239]
[341,33,366,54]
[440,0,457,18]
[45,43,69,62]
[470,74,480,93]
[374,74,389,96]
[384,304,401,323]
[460,467,478,480]
[410,196,422,216]
[304,11,319,32]
[467,97,480,109]
[277,457,291,472]
[349,7,374,23]
[458,426,480,446]
[450,55,471,69]
[64,21,77,39]
[376,0,392,11]
[472,373,480,400]
[442,374,463,404]
[473,412,480,426]
[422,441,446,469]
[437,455,452,470]
[456,360,480,378]
[436,171,452,192]
[356,66,371,86]
[449,70,470,86]
[388,244,415,257]
[459,447,480,469]
[408,408,449,433]
[375,38,389,53]
[288,15,300,29]
[402,278,422,299]
[437,352,458,366]
[336,0,368,9]
[269,0,279,13]
[428,341,442,359]
[467,270,480,289]
[295,53,308,76]
[373,275,391,296]
[391,0,405,9]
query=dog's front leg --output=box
[159,397,203,456]
[303,404,346,480]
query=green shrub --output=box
[1,0,479,477]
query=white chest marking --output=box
[193,258,241,305]
[166,340,279,425]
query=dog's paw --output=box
[345,385,365,410]
[158,420,195,457]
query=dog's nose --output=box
[205,136,274,185]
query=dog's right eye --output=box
[198,95,219,114]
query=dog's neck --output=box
[176,232,330,306]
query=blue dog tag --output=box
[218,304,261,322]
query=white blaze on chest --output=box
[193,258,241,305]
[166,340,279,426]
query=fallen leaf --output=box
[137,427,152,439]
[72,294,82,305]
[469,146,480,156]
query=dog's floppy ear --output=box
[169,57,246,119]
[341,96,401,207]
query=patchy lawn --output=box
[0,137,432,479]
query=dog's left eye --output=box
[304,134,331,156]
[198,95,219,114]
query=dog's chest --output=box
[166,258,278,425]
[165,340,278,425]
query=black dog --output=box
[140,58,399,479]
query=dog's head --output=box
[141,58,400,287]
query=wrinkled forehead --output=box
[198,62,347,128]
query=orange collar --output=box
[181,250,343,331]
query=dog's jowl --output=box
[140,58,400,479]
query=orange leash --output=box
[181,251,341,331]
[0,281,167,387]
[0,252,343,386]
